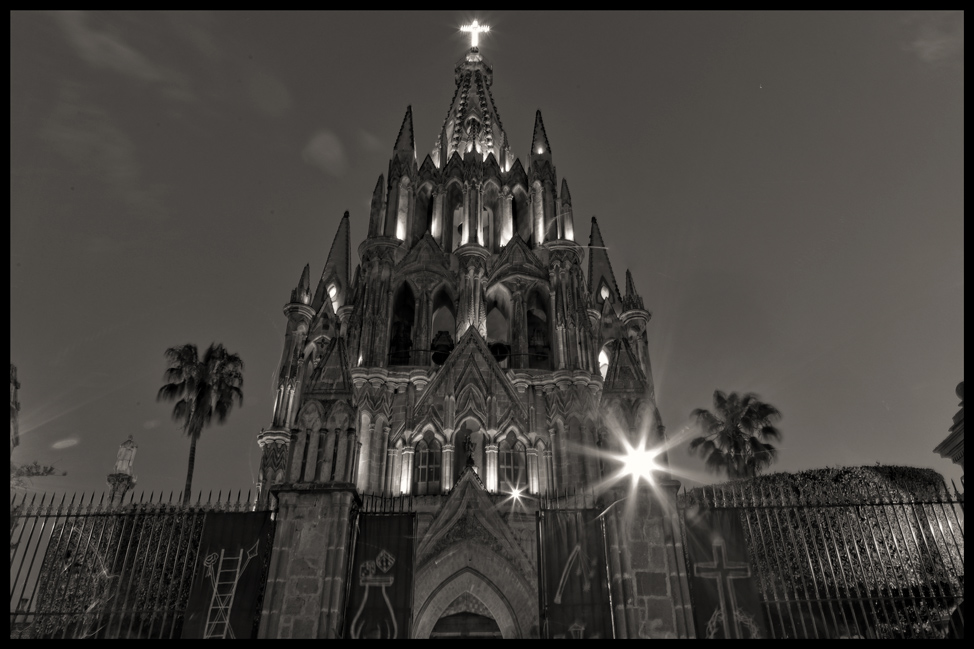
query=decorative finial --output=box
[461,20,489,49]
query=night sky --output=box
[10,11,964,499]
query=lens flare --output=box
[620,437,660,486]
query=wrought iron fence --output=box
[682,479,964,639]
[10,490,265,639]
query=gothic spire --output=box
[393,105,415,159]
[312,211,351,312]
[623,269,645,311]
[587,216,621,305]
[290,263,311,304]
[560,177,575,241]
[432,43,512,170]
[530,109,552,162]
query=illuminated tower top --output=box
[431,20,513,170]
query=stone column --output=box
[502,190,513,246]
[547,425,559,490]
[389,447,402,496]
[526,447,539,494]
[548,283,563,370]
[442,442,455,492]
[317,430,336,482]
[485,442,498,492]
[400,446,415,495]
[415,289,431,366]
[345,428,358,483]
[378,424,391,494]
[531,185,544,248]
[542,449,554,494]
[384,446,396,496]
[430,188,442,244]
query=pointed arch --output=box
[511,185,531,245]
[413,563,528,639]
[485,283,513,368]
[430,282,457,366]
[497,430,526,493]
[413,181,434,245]
[414,434,443,495]
[480,180,502,252]
[444,180,464,252]
[389,281,416,366]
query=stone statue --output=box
[114,435,137,475]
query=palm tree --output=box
[688,390,782,480]
[157,343,244,505]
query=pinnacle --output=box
[394,105,415,154]
[291,263,311,303]
[531,109,551,157]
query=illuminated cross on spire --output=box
[461,20,490,49]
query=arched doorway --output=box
[412,564,525,639]
[431,596,503,638]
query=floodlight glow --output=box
[621,438,660,485]
[510,486,523,501]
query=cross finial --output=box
[461,20,489,49]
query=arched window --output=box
[498,432,526,491]
[389,283,415,366]
[445,182,464,252]
[413,183,433,245]
[414,437,442,495]
[430,286,456,366]
[481,182,501,252]
[485,284,512,368]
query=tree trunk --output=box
[183,433,198,506]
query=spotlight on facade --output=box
[621,438,660,486]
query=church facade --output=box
[254,38,690,639]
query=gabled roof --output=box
[395,231,451,279]
[602,337,648,395]
[415,467,533,578]
[414,327,527,424]
[307,336,353,395]
[487,231,547,284]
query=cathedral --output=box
[253,26,689,639]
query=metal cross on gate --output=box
[693,538,752,639]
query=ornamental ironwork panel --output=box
[10,490,272,639]
[680,478,964,639]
